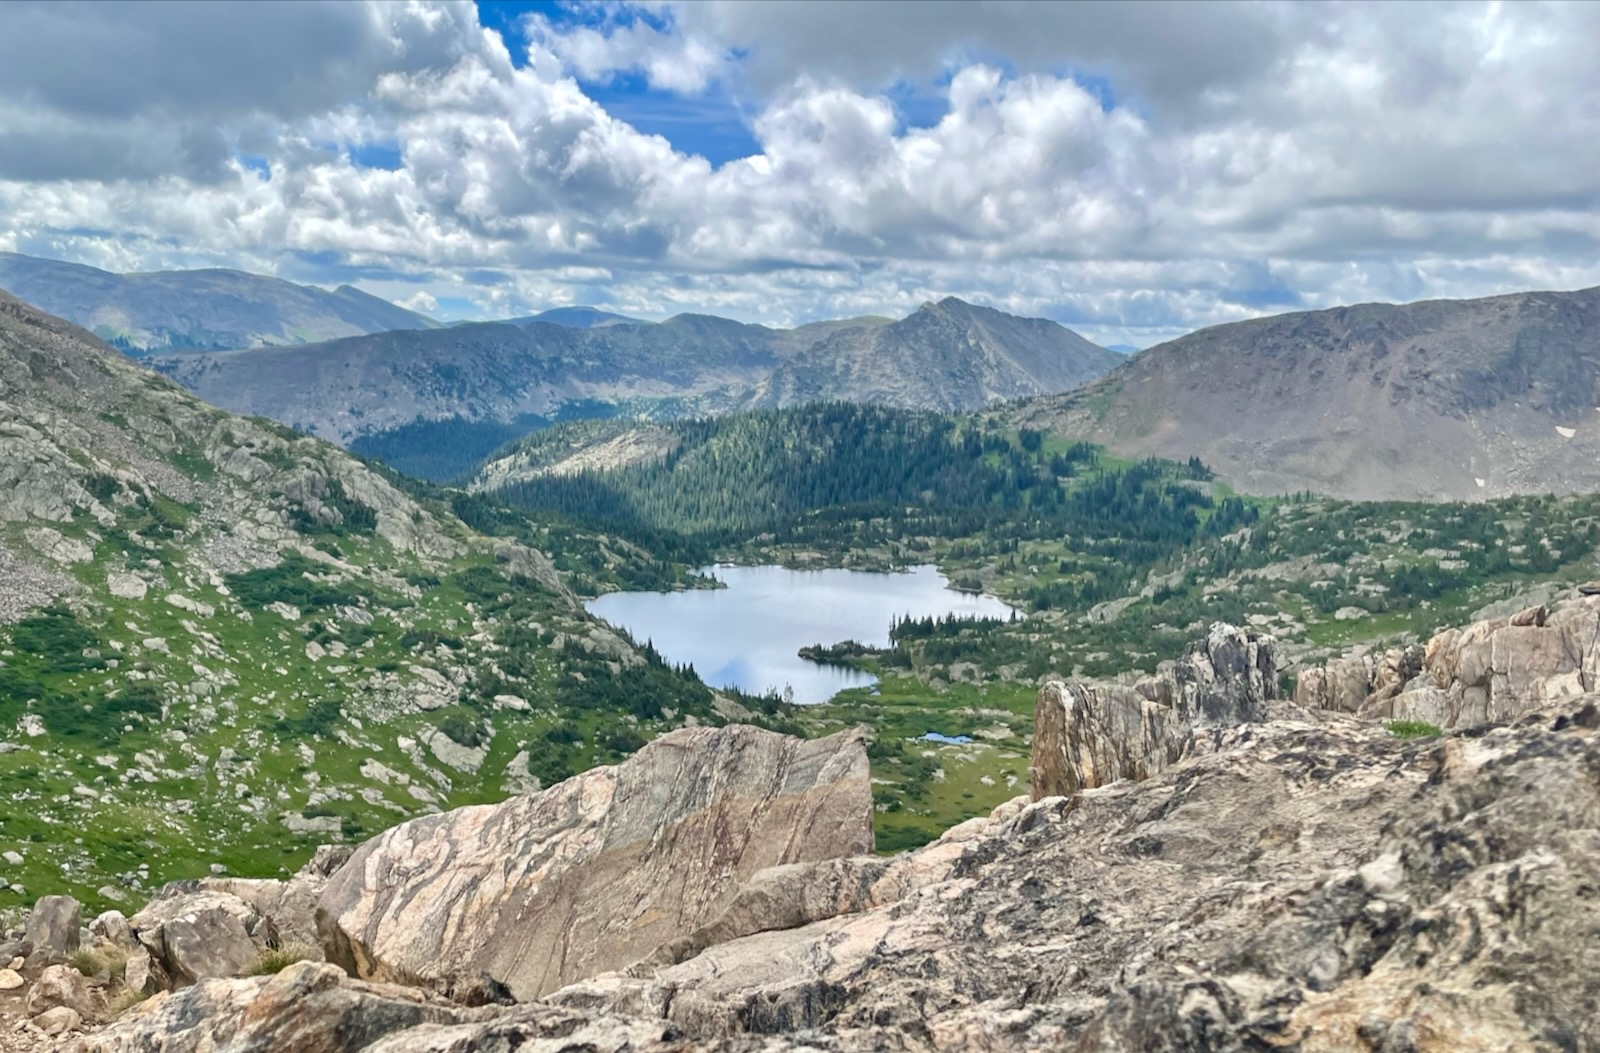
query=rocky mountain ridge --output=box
[1011,286,1600,500]
[147,299,1118,469]
[1,607,1592,1049]
[0,253,439,354]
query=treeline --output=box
[487,404,1225,553]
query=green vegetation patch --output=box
[1387,720,1444,739]
[225,553,368,610]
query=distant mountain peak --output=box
[0,251,439,353]
[518,306,643,329]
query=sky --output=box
[0,1,1594,348]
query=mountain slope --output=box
[0,252,439,353]
[1012,287,1600,500]
[155,317,781,445]
[0,292,723,911]
[149,299,1116,481]
[753,297,1122,412]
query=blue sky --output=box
[0,0,1593,348]
[478,1,761,164]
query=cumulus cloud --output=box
[524,7,730,95]
[397,289,439,313]
[0,0,1593,342]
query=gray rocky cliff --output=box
[1032,621,1278,797]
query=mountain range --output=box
[151,297,1122,479]
[1009,287,1600,500]
[4,252,1598,503]
[0,252,441,353]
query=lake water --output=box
[586,564,1017,704]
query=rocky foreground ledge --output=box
[2,619,1594,1051]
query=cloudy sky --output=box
[0,0,1594,347]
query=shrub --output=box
[226,554,364,611]
[453,565,511,604]
[527,747,574,787]
[11,606,102,671]
[440,712,487,748]
[600,725,645,755]
[243,944,318,977]
[107,987,151,1016]
[69,944,129,982]
[1387,720,1444,739]
[85,472,121,503]
[400,628,463,652]
[290,479,377,537]
[274,699,342,740]
[107,682,163,720]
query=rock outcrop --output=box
[317,724,873,1001]
[25,964,91,1018]
[1032,621,1277,797]
[73,961,485,1053]
[127,844,350,990]
[547,700,1600,1049]
[22,895,80,967]
[1298,587,1600,727]
[130,887,278,989]
[62,691,1600,1051]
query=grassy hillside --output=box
[0,293,739,911]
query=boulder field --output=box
[2,611,1590,1051]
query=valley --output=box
[2,273,1598,1052]
[6,281,1599,918]
[469,404,1600,847]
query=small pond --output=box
[585,564,1017,704]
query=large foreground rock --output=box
[317,724,872,1001]
[23,894,81,967]
[1031,621,1277,797]
[549,699,1600,1050]
[72,962,486,1053]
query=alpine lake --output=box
[586,563,1017,704]
[586,564,1034,851]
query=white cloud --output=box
[397,289,439,313]
[0,0,1592,337]
[525,9,729,95]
